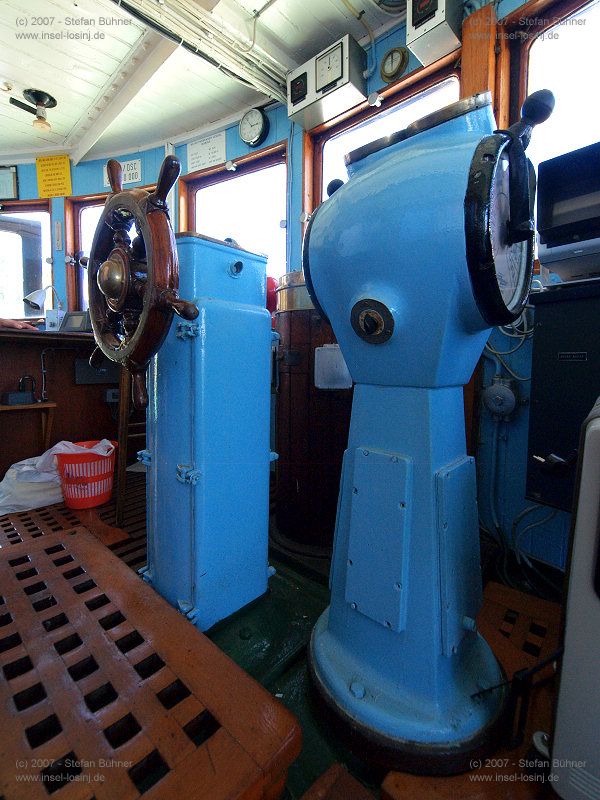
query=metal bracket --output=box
[176,321,200,339]
[138,565,154,584]
[176,463,202,485]
[137,449,152,466]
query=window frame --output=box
[0,199,52,318]
[502,0,593,122]
[65,193,108,310]
[66,184,156,310]
[179,142,287,233]
[307,58,461,211]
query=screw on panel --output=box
[350,602,357,610]
[349,682,365,699]
[362,450,369,456]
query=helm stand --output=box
[303,91,553,773]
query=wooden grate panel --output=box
[0,526,300,800]
[0,474,147,570]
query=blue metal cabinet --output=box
[143,234,272,632]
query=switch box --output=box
[406,0,462,67]
[287,35,367,130]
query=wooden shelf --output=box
[0,401,57,450]
[0,401,57,412]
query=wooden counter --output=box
[0,329,118,478]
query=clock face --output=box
[315,43,343,93]
[489,155,529,312]
[465,135,534,326]
[239,108,269,146]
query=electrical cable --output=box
[485,336,527,356]
[237,0,281,55]
[112,0,286,100]
[484,345,531,381]
[338,0,377,78]
[371,0,406,14]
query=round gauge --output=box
[488,154,529,312]
[380,47,409,84]
[465,135,534,325]
[239,107,270,147]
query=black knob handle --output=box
[327,179,344,198]
[521,89,555,127]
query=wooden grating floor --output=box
[0,525,301,800]
[0,473,147,572]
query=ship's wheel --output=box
[88,156,198,409]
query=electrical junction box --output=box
[287,34,367,130]
[406,0,462,67]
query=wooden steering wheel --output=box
[88,155,198,410]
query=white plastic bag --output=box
[0,439,115,515]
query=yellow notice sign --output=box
[36,154,72,198]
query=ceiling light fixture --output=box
[9,88,57,132]
[33,107,51,131]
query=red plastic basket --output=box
[56,440,118,510]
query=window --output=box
[0,207,52,318]
[321,77,460,196]
[184,146,287,280]
[526,0,600,170]
[78,204,104,310]
[66,197,106,311]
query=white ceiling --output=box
[0,0,404,163]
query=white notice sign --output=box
[187,132,226,172]
[103,158,142,188]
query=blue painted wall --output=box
[8,3,571,569]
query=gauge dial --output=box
[489,155,529,312]
[465,135,535,326]
[316,43,343,93]
[380,47,409,83]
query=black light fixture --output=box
[9,88,57,132]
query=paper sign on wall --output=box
[187,132,226,172]
[103,159,142,188]
[36,155,72,198]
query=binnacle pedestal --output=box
[302,90,554,772]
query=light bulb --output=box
[33,107,51,131]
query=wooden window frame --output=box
[501,0,593,121]
[65,193,108,310]
[0,199,53,317]
[179,142,287,232]
[306,56,461,213]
